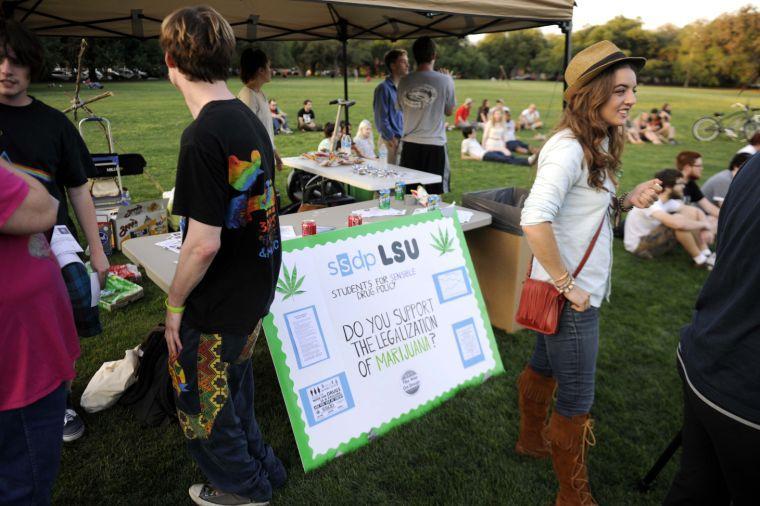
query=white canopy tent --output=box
[2,0,575,117]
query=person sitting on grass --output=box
[353,119,376,158]
[648,107,677,144]
[460,126,533,166]
[297,99,320,131]
[737,131,760,156]
[624,169,715,269]
[454,97,478,129]
[317,122,336,153]
[477,98,490,124]
[634,111,662,144]
[503,108,535,155]
[518,103,543,130]
[269,99,292,135]
[701,152,752,207]
[625,117,644,144]
[676,151,720,228]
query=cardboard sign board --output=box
[263,211,504,471]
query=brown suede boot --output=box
[545,412,598,506]
[514,365,556,458]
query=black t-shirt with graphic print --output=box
[0,98,95,236]
[297,107,316,124]
[173,99,281,335]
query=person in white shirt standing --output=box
[516,41,662,506]
[237,48,283,171]
[624,169,715,268]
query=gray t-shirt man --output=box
[701,169,733,205]
[397,70,455,146]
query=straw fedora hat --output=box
[564,40,646,101]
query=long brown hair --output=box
[556,63,632,190]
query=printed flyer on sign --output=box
[263,211,504,471]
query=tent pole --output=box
[560,20,572,109]
[339,20,350,126]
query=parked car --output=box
[50,67,72,81]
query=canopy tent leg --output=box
[339,21,350,126]
[560,20,572,109]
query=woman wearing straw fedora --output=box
[515,41,663,505]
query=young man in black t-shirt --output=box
[296,99,320,131]
[160,7,285,506]
[676,151,720,226]
[1,19,108,442]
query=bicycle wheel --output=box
[692,117,720,142]
[743,119,760,142]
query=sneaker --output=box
[63,408,85,442]
[189,484,268,506]
[668,139,678,145]
[706,252,716,269]
[528,154,537,165]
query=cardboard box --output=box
[465,226,532,333]
[112,199,168,250]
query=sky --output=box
[470,0,756,40]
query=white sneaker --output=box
[528,154,536,165]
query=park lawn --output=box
[34,78,758,505]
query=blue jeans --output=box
[0,384,66,505]
[506,139,529,152]
[273,117,282,135]
[170,322,285,501]
[483,151,530,166]
[529,305,600,417]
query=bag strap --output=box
[526,213,607,279]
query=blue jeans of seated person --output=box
[529,305,600,417]
[483,150,530,166]
[169,321,286,501]
[507,139,529,152]
[0,383,66,506]
[273,117,282,135]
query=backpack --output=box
[119,324,177,427]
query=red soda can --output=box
[301,220,317,236]
[348,213,363,227]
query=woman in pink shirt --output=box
[0,159,80,504]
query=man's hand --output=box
[275,151,284,172]
[565,285,591,312]
[387,137,399,150]
[164,309,183,359]
[627,178,663,209]
[90,248,110,288]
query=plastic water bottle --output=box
[378,141,388,162]
[341,134,352,154]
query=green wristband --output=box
[165,298,185,314]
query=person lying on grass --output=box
[460,126,534,166]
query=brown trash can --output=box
[462,188,531,333]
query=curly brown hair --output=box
[555,63,633,190]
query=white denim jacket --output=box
[520,129,614,308]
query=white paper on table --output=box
[90,272,101,307]
[456,210,474,224]
[412,207,429,215]
[280,225,297,240]
[51,225,85,268]
[355,207,406,218]
[155,232,183,254]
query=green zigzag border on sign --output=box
[263,210,505,472]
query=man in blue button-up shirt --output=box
[373,49,409,164]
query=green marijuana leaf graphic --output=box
[275,263,306,300]
[430,227,455,256]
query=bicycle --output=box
[691,103,760,142]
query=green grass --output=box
[35,78,758,505]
